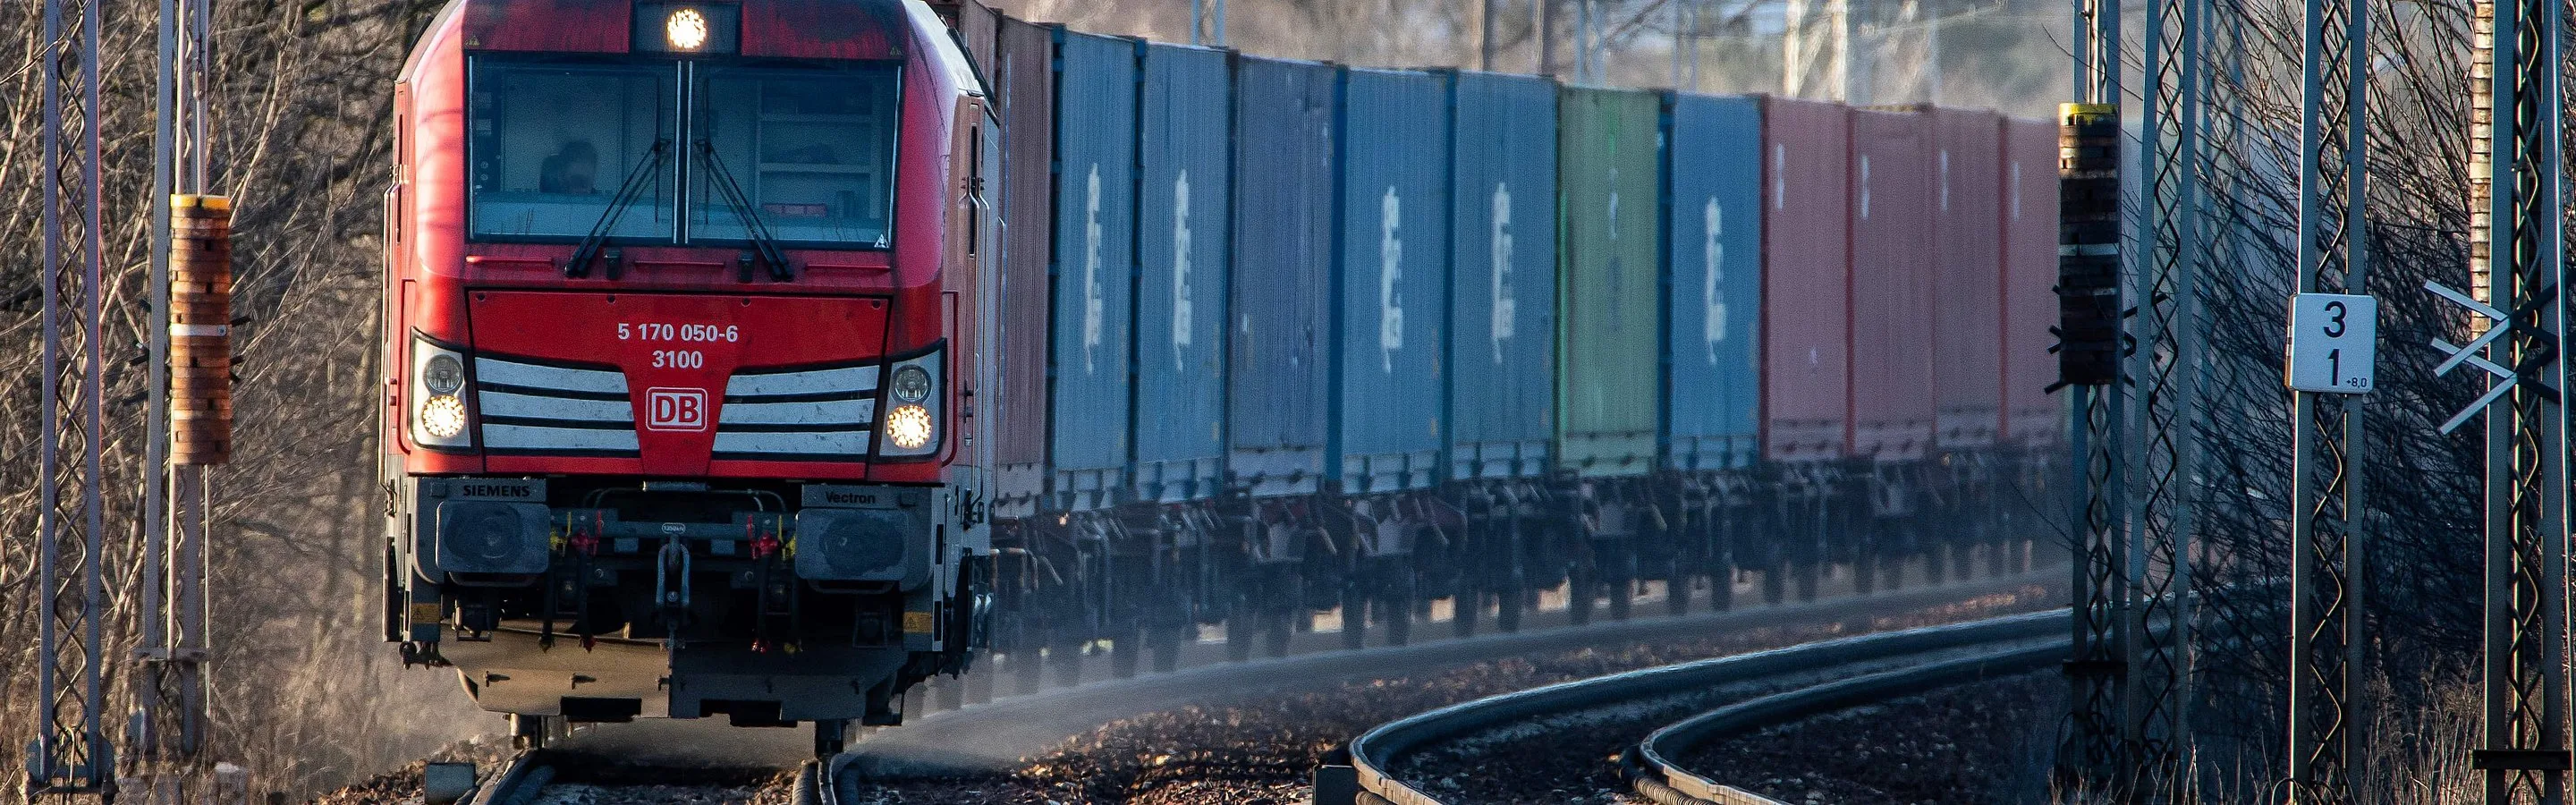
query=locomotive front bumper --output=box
[402,475,967,723]
[408,476,934,588]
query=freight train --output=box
[378,0,2062,752]
[950,5,2065,696]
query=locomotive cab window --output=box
[467,56,675,242]
[690,63,901,248]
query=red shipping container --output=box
[1846,108,1936,462]
[1928,107,2004,451]
[2000,117,2063,447]
[1760,97,1852,462]
[991,17,1054,517]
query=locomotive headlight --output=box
[885,404,934,451]
[891,365,931,402]
[424,354,465,394]
[421,394,470,439]
[878,346,943,456]
[410,336,474,448]
[665,7,708,50]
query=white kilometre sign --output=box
[2284,292,2377,394]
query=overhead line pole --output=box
[2058,0,2125,792]
[2467,0,2570,792]
[2132,0,2203,789]
[28,0,116,796]
[2285,0,2369,794]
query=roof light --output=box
[665,7,708,51]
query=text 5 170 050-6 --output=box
[619,322,741,343]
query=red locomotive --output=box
[378,0,996,754]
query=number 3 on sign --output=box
[2284,292,2377,394]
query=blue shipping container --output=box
[1049,28,1139,511]
[1229,56,1338,497]
[1663,93,1764,471]
[1333,69,1451,494]
[1131,42,1232,504]
[1445,72,1557,481]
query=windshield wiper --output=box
[692,138,795,282]
[564,138,672,279]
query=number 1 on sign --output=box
[2285,293,2377,394]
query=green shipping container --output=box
[1555,87,1663,477]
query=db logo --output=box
[646,387,708,432]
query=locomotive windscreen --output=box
[469,55,675,241]
[689,63,900,248]
[466,55,899,249]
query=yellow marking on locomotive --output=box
[410,602,444,623]
[902,611,935,634]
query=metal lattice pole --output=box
[26,0,115,796]
[2131,0,2202,789]
[2468,0,2570,792]
[133,0,179,773]
[2055,0,2126,788]
[2285,0,2368,795]
[2056,105,2127,796]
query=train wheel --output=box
[1224,615,1257,662]
[1151,631,1182,674]
[1667,572,1692,617]
[1711,556,1736,613]
[1384,596,1412,647]
[935,677,964,712]
[965,664,994,706]
[1264,613,1295,657]
[813,719,848,758]
[1606,579,1633,621]
[1855,530,1881,595]
[1013,651,1044,697]
[1339,589,1369,651]
[1051,646,1084,689]
[1760,549,1787,606]
[1567,577,1596,626]
[1453,593,1479,639]
[1109,635,1142,680]
[1793,556,1820,602]
[1496,589,1525,632]
[508,714,555,750]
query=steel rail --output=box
[1624,640,2067,805]
[462,750,552,805]
[1339,609,2068,805]
[452,746,857,805]
[812,751,861,805]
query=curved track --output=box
[1623,640,2063,804]
[1337,610,2069,805]
[851,571,2059,776]
[349,567,2058,805]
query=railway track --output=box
[449,748,843,805]
[343,568,2059,805]
[1327,610,2070,805]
